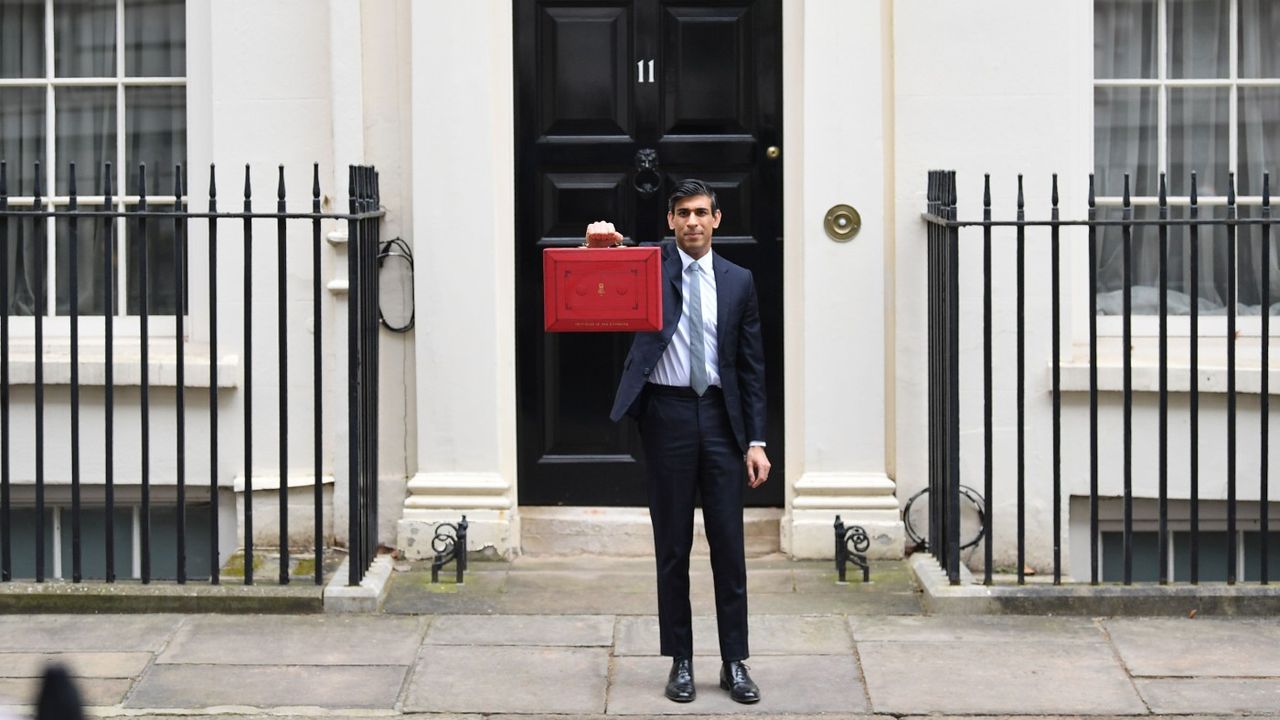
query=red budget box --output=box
[543,246,663,332]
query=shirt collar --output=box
[676,245,714,275]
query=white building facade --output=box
[1,0,1276,583]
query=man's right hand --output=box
[585,220,625,247]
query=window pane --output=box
[6,508,56,580]
[1240,0,1280,78]
[54,0,116,78]
[1168,87,1229,198]
[1094,87,1158,197]
[55,86,116,196]
[1237,205,1279,315]
[1172,531,1231,582]
[0,88,49,316]
[0,0,45,78]
[125,86,185,195]
[1167,0,1228,79]
[125,0,185,77]
[56,507,133,579]
[1244,531,1280,582]
[55,214,115,315]
[1095,0,1157,79]
[0,87,48,195]
[148,504,212,581]
[1096,206,1232,316]
[126,211,186,316]
[1101,531,1161,582]
[1239,88,1280,197]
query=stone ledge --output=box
[911,553,1280,616]
[0,578,322,613]
[323,554,393,613]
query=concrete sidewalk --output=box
[1,557,1279,717]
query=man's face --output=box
[667,194,721,260]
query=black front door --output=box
[515,0,783,506]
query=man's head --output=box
[666,179,721,260]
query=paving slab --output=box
[0,615,181,652]
[403,645,608,714]
[614,615,853,656]
[857,640,1146,715]
[689,569,795,594]
[849,615,1104,643]
[125,664,408,708]
[0,652,151,678]
[382,588,503,615]
[1136,678,1280,714]
[606,654,867,715]
[490,591,657,615]
[0,677,134,706]
[156,614,427,666]
[1106,618,1280,677]
[424,614,615,647]
[749,591,922,615]
[494,716,879,720]
[504,571,656,594]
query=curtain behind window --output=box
[1093,0,1277,315]
[0,0,47,315]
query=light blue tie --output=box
[686,262,709,396]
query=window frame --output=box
[0,0,188,336]
[1090,0,1280,339]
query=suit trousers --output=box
[639,384,749,662]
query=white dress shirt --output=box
[650,246,720,389]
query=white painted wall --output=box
[892,0,1093,572]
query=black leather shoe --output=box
[665,657,695,702]
[720,660,760,704]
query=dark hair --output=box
[667,178,719,214]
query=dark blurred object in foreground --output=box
[36,666,83,720]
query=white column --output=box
[782,0,902,559]
[400,0,519,558]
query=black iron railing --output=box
[924,169,1275,587]
[0,161,383,586]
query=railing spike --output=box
[277,164,286,201]
[1190,171,1198,205]
[174,164,183,198]
[1265,172,1271,206]
[103,162,112,198]
[1228,172,1236,206]
[1123,173,1130,208]
[208,163,216,201]
[0,160,6,197]
[1088,173,1095,208]
[1159,172,1167,207]
[33,161,42,199]
[1052,173,1059,208]
[312,162,320,200]
[1017,173,1024,210]
[983,173,991,209]
[138,163,147,200]
[243,164,252,200]
[68,162,77,199]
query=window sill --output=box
[1061,340,1279,395]
[3,340,238,388]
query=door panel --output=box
[516,0,783,507]
[538,6,634,138]
[661,5,754,135]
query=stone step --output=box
[519,506,782,557]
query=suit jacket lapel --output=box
[714,251,730,359]
[663,242,683,339]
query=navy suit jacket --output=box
[609,241,767,452]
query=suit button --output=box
[643,368,651,375]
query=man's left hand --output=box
[746,446,771,488]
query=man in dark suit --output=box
[592,179,770,704]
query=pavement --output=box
[2,556,1280,717]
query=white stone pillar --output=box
[782,0,902,559]
[400,0,519,558]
